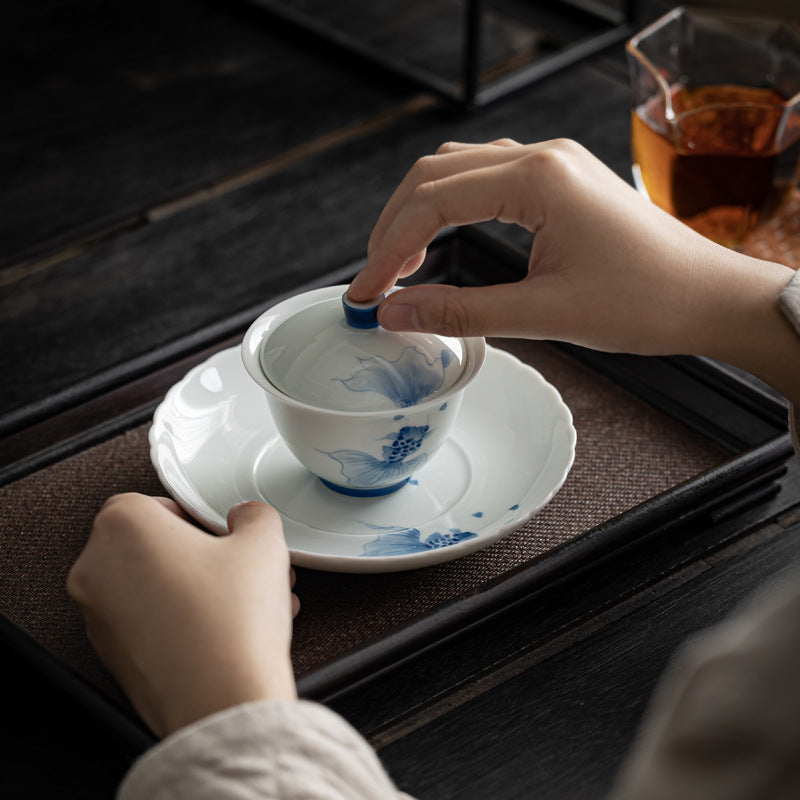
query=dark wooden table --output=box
[3,1,800,798]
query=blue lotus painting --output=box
[325,425,430,487]
[336,346,454,408]
[362,524,478,557]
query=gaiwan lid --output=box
[259,292,466,412]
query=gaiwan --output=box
[241,285,485,497]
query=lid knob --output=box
[342,292,384,329]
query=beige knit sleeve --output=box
[117,700,414,800]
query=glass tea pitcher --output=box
[626,6,800,247]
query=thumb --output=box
[226,501,285,544]
[377,283,553,338]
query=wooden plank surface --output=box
[0,0,415,270]
[3,0,620,273]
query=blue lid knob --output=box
[342,292,384,329]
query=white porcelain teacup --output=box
[241,285,485,497]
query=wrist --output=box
[699,254,800,405]
[159,655,297,737]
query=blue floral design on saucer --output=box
[324,425,430,487]
[362,524,478,557]
[336,346,454,408]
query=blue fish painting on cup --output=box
[324,425,430,488]
[336,345,454,408]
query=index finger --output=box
[350,157,543,300]
[367,142,526,264]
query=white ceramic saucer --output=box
[150,345,576,573]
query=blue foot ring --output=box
[320,477,410,497]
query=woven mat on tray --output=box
[0,339,727,711]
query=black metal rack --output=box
[243,0,637,108]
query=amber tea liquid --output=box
[632,84,800,246]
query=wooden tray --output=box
[0,229,793,757]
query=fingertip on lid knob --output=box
[342,291,385,329]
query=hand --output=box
[67,494,299,737]
[348,138,800,403]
